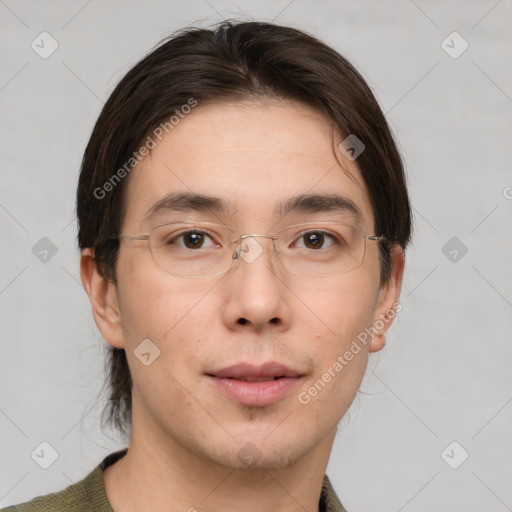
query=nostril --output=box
[237,317,280,325]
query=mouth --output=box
[227,376,282,382]
[206,362,304,407]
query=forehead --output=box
[122,99,375,231]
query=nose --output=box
[222,234,290,332]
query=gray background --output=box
[1,1,511,510]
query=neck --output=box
[103,419,336,512]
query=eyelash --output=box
[170,229,340,250]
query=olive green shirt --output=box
[2,449,347,511]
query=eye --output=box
[171,230,218,249]
[294,231,337,250]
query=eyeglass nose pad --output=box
[235,237,264,264]
[233,235,277,265]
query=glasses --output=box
[112,220,385,278]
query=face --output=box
[84,99,403,471]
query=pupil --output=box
[305,232,323,249]
[184,232,204,248]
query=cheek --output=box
[116,262,219,405]
[298,268,380,343]
[294,271,379,409]
[115,253,223,380]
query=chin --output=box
[201,431,317,472]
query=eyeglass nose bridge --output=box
[232,233,278,264]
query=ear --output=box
[80,248,125,349]
[369,245,405,353]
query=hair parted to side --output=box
[76,20,412,439]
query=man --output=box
[3,21,411,511]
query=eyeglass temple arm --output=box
[113,234,150,241]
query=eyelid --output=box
[277,223,350,237]
[160,225,230,249]
[154,221,358,243]
[289,227,340,246]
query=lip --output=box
[206,362,304,407]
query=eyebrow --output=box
[143,191,363,224]
[276,193,363,223]
[143,192,237,222]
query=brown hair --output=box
[77,21,412,439]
